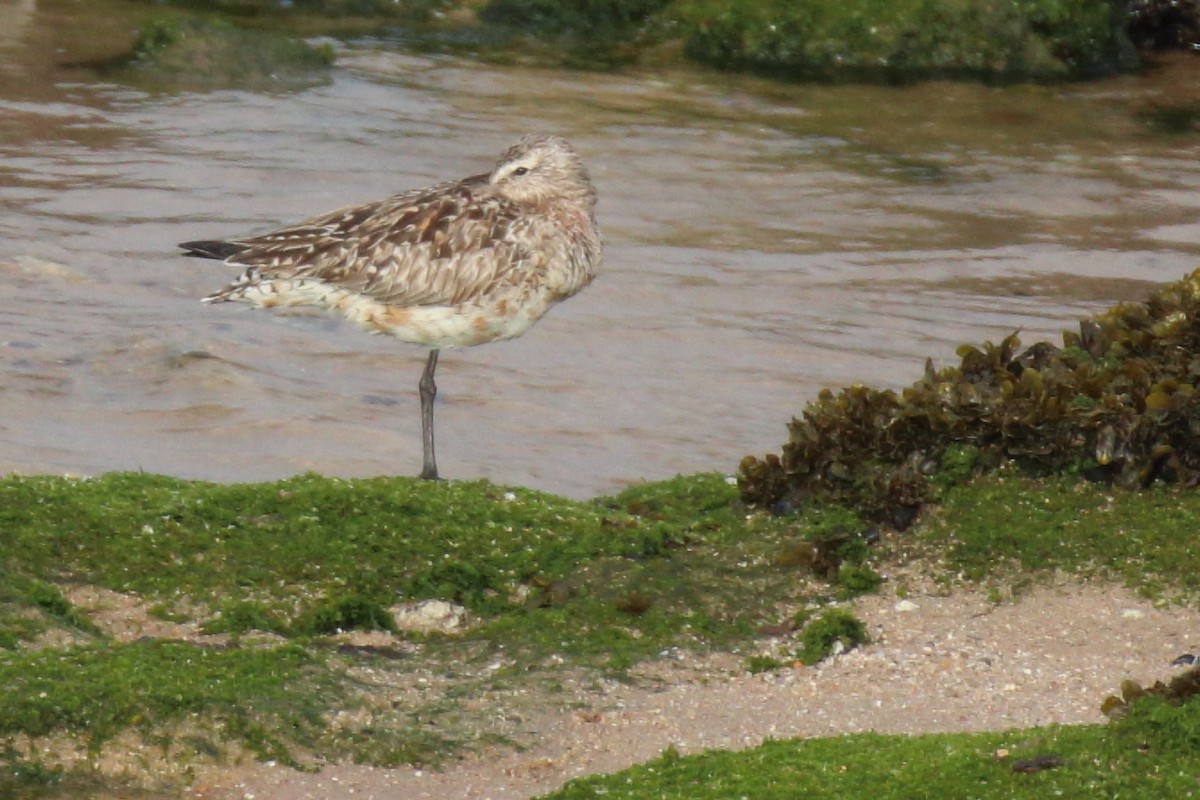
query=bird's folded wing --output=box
[220,175,536,308]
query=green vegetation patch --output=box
[741,267,1200,528]
[0,471,871,667]
[113,14,335,91]
[794,608,867,664]
[0,472,678,623]
[1110,689,1200,759]
[458,474,872,669]
[675,0,1134,82]
[913,470,1200,599]
[122,0,1147,81]
[0,640,342,762]
[540,707,1200,799]
[469,0,1140,77]
[0,470,883,792]
[0,572,99,649]
[6,460,1200,793]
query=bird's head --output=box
[489,135,597,212]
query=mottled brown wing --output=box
[221,174,534,307]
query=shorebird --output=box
[182,134,601,480]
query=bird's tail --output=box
[179,240,247,260]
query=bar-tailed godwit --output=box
[182,135,601,480]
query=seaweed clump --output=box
[676,0,1135,83]
[1101,665,1200,721]
[740,268,1200,528]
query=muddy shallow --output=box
[2,1,1200,497]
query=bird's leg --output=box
[419,349,440,480]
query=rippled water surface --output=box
[4,1,1200,498]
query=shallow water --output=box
[3,2,1200,498]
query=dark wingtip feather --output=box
[179,240,246,260]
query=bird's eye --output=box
[512,167,529,176]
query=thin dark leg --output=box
[419,349,440,480]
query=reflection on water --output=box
[2,4,1200,498]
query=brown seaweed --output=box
[740,268,1200,525]
[1011,754,1065,773]
[1101,666,1200,721]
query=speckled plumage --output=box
[183,135,601,479]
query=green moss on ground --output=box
[793,608,867,665]
[0,472,734,633]
[538,706,1200,799]
[0,642,340,762]
[915,470,1200,600]
[0,575,99,648]
[3,463,1200,795]
[0,471,845,792]
[0,471,870,672]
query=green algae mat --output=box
[3,469,1200,798]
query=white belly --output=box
[232,278,569,349]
